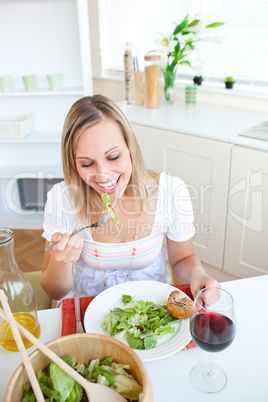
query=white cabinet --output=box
[0,0,92,229]
[132,124,232,269]
[131,124,152,169]
[223,146,268,278]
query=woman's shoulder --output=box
[158,172,187,189]
[145,171,187,197]
[46,180,74,208]
[48,179,66,192]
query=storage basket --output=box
[0,112,32,140]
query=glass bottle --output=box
[0,228,40,351]
[123,42,134,104]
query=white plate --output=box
[84,281,192,362]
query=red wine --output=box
[191,312,235,352]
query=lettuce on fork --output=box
[22,355,142,401]
[101,193,120,223]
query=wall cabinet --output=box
[132,124,232,269]
[223,146,268,277]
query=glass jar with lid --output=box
[144,53,161,108]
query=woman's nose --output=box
[92,162,110,180]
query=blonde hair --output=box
[62,95,157,224]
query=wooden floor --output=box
[13,229,45,273]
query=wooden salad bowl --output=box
[4,333,153,401]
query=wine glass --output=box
[190,287,236,393]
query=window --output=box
[97,0,268,87]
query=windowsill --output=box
[93,71,268,101]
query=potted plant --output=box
[193,75,203,85]
[151,15,224,102]
[225,76,235,89]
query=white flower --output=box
[154,32,177,55]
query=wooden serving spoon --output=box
[0,291,45,402]
[0,305,127,402]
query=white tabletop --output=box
[1,276,268,402]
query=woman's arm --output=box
[40,232,83,300]
[167,237,219,299]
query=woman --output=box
[41,95,219,301]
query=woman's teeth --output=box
[98,176,120,190]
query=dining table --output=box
[0,275,267,402]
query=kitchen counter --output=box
[118,100,268,151]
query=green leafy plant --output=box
[153,15,224,101]
[193,75,203,85]
[225,76,235,89]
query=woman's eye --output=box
[108,154,120,161]
[81,162,93,168]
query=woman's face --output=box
[75,119,132,200]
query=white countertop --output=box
[1,276,268,402]
[118,100,268,151]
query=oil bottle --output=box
[0,228,40,351]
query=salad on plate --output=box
[102,294,181,350]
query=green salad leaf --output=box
[23,356,142,402]
[102,295,181,350]
[122,294,132,304]
[101,193,120,223]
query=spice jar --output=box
[144,53,161,108]
[0,228,40,351]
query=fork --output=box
[74,294,84,333]
[45,212,110,251]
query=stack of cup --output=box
[185,86,197,106]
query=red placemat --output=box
[61,284,196,349]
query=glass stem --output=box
[206,352,214,376]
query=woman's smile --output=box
[95,174,121,194]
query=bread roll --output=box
[167,290,193,319]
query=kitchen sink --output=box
[238,121,268,141]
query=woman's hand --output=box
[168,237,220,298]
[190,272,221,302]
[48,230,84,263]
